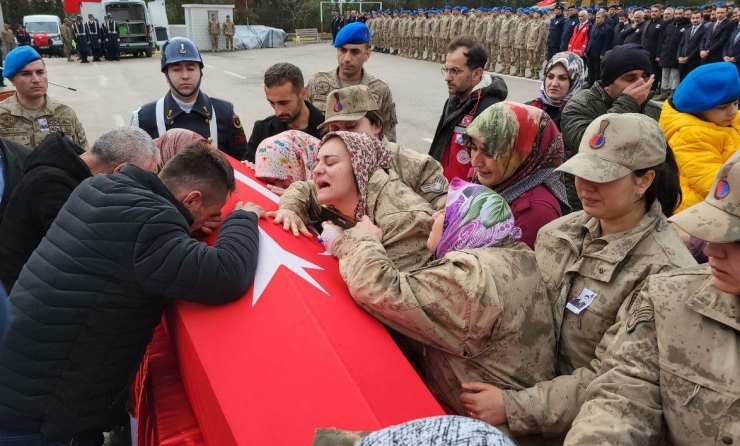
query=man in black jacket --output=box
[641,5,665,91]
[0,127,160,292]
[560,5,579,51]
[429,36,507,182]
[622,10,648,45]
[585,11,613,87]
[701,4,734,64]
[655,7,689,100]
[0,137,30,223]
[0,144,263,445]
[723,14,740,74]
[244,63,325,163]
[612,12,631,48]
[547,4,566,60]
[678,9,707,79]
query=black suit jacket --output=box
[678,23,706,64]
[723,25,740,71]
[586,22,613,57]
[0,137,31,223]
[701,19,735,63]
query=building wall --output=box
[182,4,234,52]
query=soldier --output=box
[450,7,464,41]
[513,9,531,77]
[102,13,120,61]
[473,8,488,44]
[389,11,400,55]
[0,47,88,149]
[61,18,73,62]
[399,11,410,57]
[414,10,425,60]
[1,23,15,57]
[497,7,515,74]
[208,13,220,52]
[424,10,434,60]
[222,15,235,51]
[439,6,452,61]
[461,8,475,36]
[565,152,740,446]
[484,9,501,71]
[85,14,102,62]
[73,16,89,63]
[130,38,248,159]
[526,9,547,78]
[307,22,398,142]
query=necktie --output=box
[735,27,740,44]
[714,20,720,34]
[691,26,696,38]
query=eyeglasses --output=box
[440,66,468,76]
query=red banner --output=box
[64,0,101,14]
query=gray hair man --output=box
[0,126,160,291]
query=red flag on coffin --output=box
[147,156,444,445]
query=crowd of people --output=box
[0,11,738,446]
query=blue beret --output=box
[334,22,371,48]
[504,6,513,11]
[492,7,500,11]
[461,7,468,13]
[445,5,451,9]
[587,8,594,13]
[673,63,740,113]
[522,8,529,14]
[226,14,230,18]
[4,46,42,79]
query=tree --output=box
[274,0,315,31]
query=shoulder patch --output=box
[0,114,14,127]
[314,80,331,96]
[625,293,655,333]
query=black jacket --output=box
[612,21,629,48]
[244,101,325,162]
[723,24,740,72]
[136,91,248,160]
[0,133,90,291]
[678,23,706,67]
[586,22,613,57]
[622,20,649,45]
[560,13,579,51]
[547,15,566,48]
[428,74,508,162]
[658,18,690,68]
[0,137,30,223]
[0,164,259,442]
[641,18,665,57]
[701,18,735,63]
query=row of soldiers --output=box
[67,14,120,63]
[367,6,551,78]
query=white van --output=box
[80,0,155,57]
[23,14,63,57]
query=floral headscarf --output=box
[255,130,320,183]
[537,51,586,108]
[436,178,522,259]
[463,102,569,211]
[152,128,207,173]
[319,131,391,221]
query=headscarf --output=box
[463,102,570,211]
[319,131,391,221]
[254,130,320,182]
[435,178,522,259]
[536,51,585,108]
[152,128,207,173]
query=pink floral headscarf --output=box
[153,129,208,173]
[319,131,391,221]
[436,178,522,259]
[255,130,320,183]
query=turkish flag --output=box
[140,157,444,445]
[534,0,556,7]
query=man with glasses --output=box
[561,43,660,210]
[428,36,508,181]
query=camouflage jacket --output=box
[499,16,517,47]
[450,15,465,37]
[565,265,740,446]
[501,202,696,437]
[389,17,400,36]
[336,238,556,416]
[526,19,547,50]
[473,16,488,41]
[424,17,434,38]
[439,15,451,39]
[431,16,442,37]
[514,19,531,49]
[307,68,397,142]
[0,94,88,150]
[414,17,425,38]
[384,138,448,210]
[222,21,235,36]
[208,19,220,35]
[61,24,73,44]
[280,169,434,272]
[461,15,476,36]
[485,16,500,43]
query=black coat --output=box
[701,18,735,63]
[586,21,613,57]
[658,19,690,68]
[560,13,579,51]
[0,133,90,291]
[723,24,740,73]
[547,15,566,48]
[641,18,665,57]
[612,21,629,48]
[0,164,259,442]
[244,101,325,162]
[0,137,30,223]
[678,23,706,68]
[622,20,648,45]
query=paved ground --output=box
[5,42,542,154]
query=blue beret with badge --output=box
[334,22,371,48]
[4,46,42,79]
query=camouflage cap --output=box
[556,113,666,183]
[318,85,379,130]
[669,150,740,243]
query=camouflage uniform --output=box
[208,17,220,52]
[0,94,88,150]
[473,12,488,42]
[483,15,499,71]
[1,28,15,56]
[279,169,435,272]
[383,138,448,210]
[414,15,425,59]
[564,265,740,446]
[526,17,547,78]
[461,13,476,37]
[424,14,434,60]
[450,13,465,42]
[513,18,531,77]
[222,19,235,51]
[500,202,696,438]
[61,22,74,62]
[390,15,400,54]
[498,15,516,73]
[439,12,452,59]
[307,68,398,142]
[432,14,444,62]
[335,237,556,416]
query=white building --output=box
[182,4,235,52]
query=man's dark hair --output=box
[159,142,236,204]
[717,5,728,12]
[264,62,304,93]
[619,11,630,18]
[448,36,487,70]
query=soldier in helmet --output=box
[102,13,120,61]
[130,37,247,159]
[73,15,90,63]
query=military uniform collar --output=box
[5,93,59,116]
[332,67,373,85]
[686,273,740,332]
[164,91,213,120]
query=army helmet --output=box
[160,37,204,73]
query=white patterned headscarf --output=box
[537,51,586,108]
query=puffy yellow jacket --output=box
[660,101,740,213]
